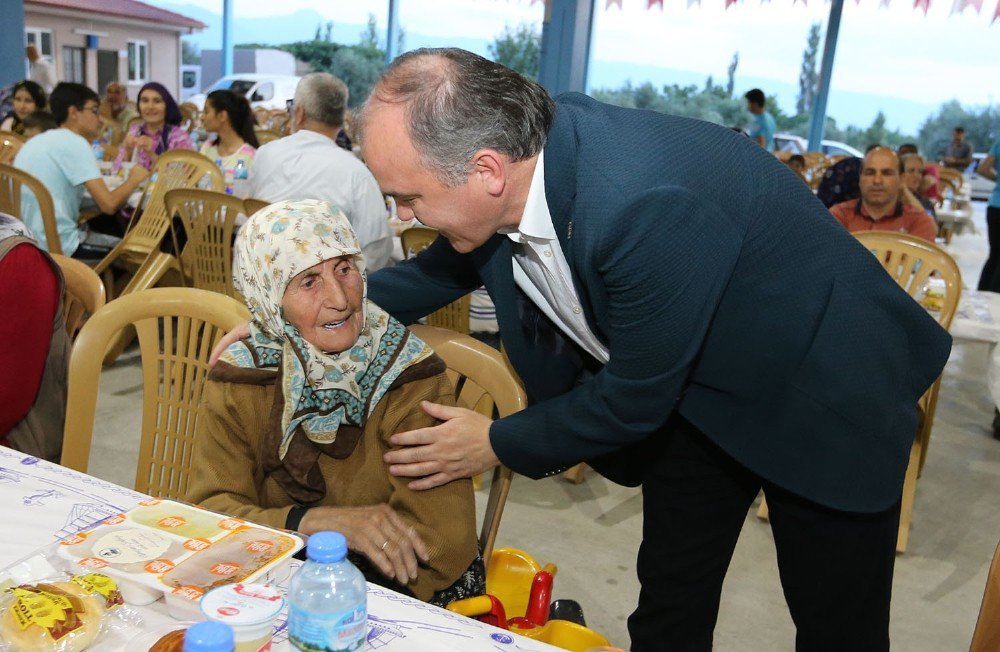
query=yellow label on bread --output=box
[72,573,124,609]
[10,587,76,637]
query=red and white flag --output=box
[993,0,1000,21]
[951,0,983,13]
[648,0,664,8]
[914,0,931,12]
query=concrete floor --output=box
[84,201,1000,651]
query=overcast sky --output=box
[156,0,999,131]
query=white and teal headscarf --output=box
[221,199,433,464]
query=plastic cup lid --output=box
[201,583,284,626]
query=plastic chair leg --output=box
[896,439,922,553]
[102,253,181,365]
[561,464,587,484]
[756,496,769,521]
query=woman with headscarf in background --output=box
[113,82,193,171]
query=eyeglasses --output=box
[82,105,101,116]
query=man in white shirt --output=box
[26,46,57,94]
[247,73,393,270]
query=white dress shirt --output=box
[29,58,57,94]
[505,151,609,364]
[247,129,393,271]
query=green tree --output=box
[796,23,821,115]
[360,14,380,50]
[725,52,738,97]
[488,23,541,80]
[324,21,334,43]
[181,40,200,65]
[917,100,1000,159]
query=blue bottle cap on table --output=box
[307,531,348,563]
[183,621,234,651]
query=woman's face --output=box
[138,90,166,126]
[282,256,364,354]
[201,100,221,132]
[902,159,924,193]
[13,88,36,119]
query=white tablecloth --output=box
[950,290,1000,410]
[0,447,557,651]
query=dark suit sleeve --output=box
[367,235,482,324]
[490,187,745,478]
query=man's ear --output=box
[471,149,506,197]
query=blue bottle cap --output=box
[183,621,233,652]
[306,531,348,564]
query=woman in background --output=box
[0,81,47,135]
[113,82,193,171]
[199,90,259,195]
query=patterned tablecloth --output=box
[0,446,557,651]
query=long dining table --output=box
[0,445,559,651]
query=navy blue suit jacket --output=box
[369,93,951,513]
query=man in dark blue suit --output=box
[363,49,948,650]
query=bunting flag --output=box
[914,0,931,12]
[994,0,1000,21]
[688,0,702,7]
[606,0,623,8]
[648,0,664,8]
[951,0,983,12]
[725,0,739,8]
[880,0,892,7]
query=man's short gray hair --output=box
[294,73,348,128]
[359,48,555,187]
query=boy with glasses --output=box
[14,82,147,259]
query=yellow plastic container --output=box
[510,619,612,651]
[486,547,556,619]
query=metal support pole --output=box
[538,0,595,95]
[807,0,844,151]
[222,0,234,76]
[385,0,400,65]
[1,0,27,88]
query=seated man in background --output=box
[248,73,393,271]
[14,83,148,259]
[99,82,137,131]
[829,147,937,242]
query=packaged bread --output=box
[162,527,298,593]
[147,627,186,652]
[0,580,105,652]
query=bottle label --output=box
[288,604,366,652]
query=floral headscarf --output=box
[220,200,433,466]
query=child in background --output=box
[21,111,57,139]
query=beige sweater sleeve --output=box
[374,373,480,601]
[186,379,294,529]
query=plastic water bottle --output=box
[287,531,367,652]
[233,159,249,198]
[183,621,234,651]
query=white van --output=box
[186,74,300,111]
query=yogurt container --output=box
[201,583,284,652]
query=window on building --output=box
[24,28,54,59]
[128,40,148,83]
[63,46,85,84]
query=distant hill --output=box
[159,1,935,134]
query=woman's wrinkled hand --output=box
[209,322,250,366]
[299,504,430,584]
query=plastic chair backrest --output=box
[0,130,25,164]
[0,162,62,254]
[855,231,961,472]
[401,227,471,334]
[120,150,224,259]
[164,188,244,299]
[62,287,250,498]
[938,166,964,191]
[254,129,280,145]
[50,253,106,341]
[243,197,270,216]
[409,325,527,567]
[970,539,1000,652]
[854,231,961,329]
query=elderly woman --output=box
[113,82,193,171]
[187,200,483,606]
